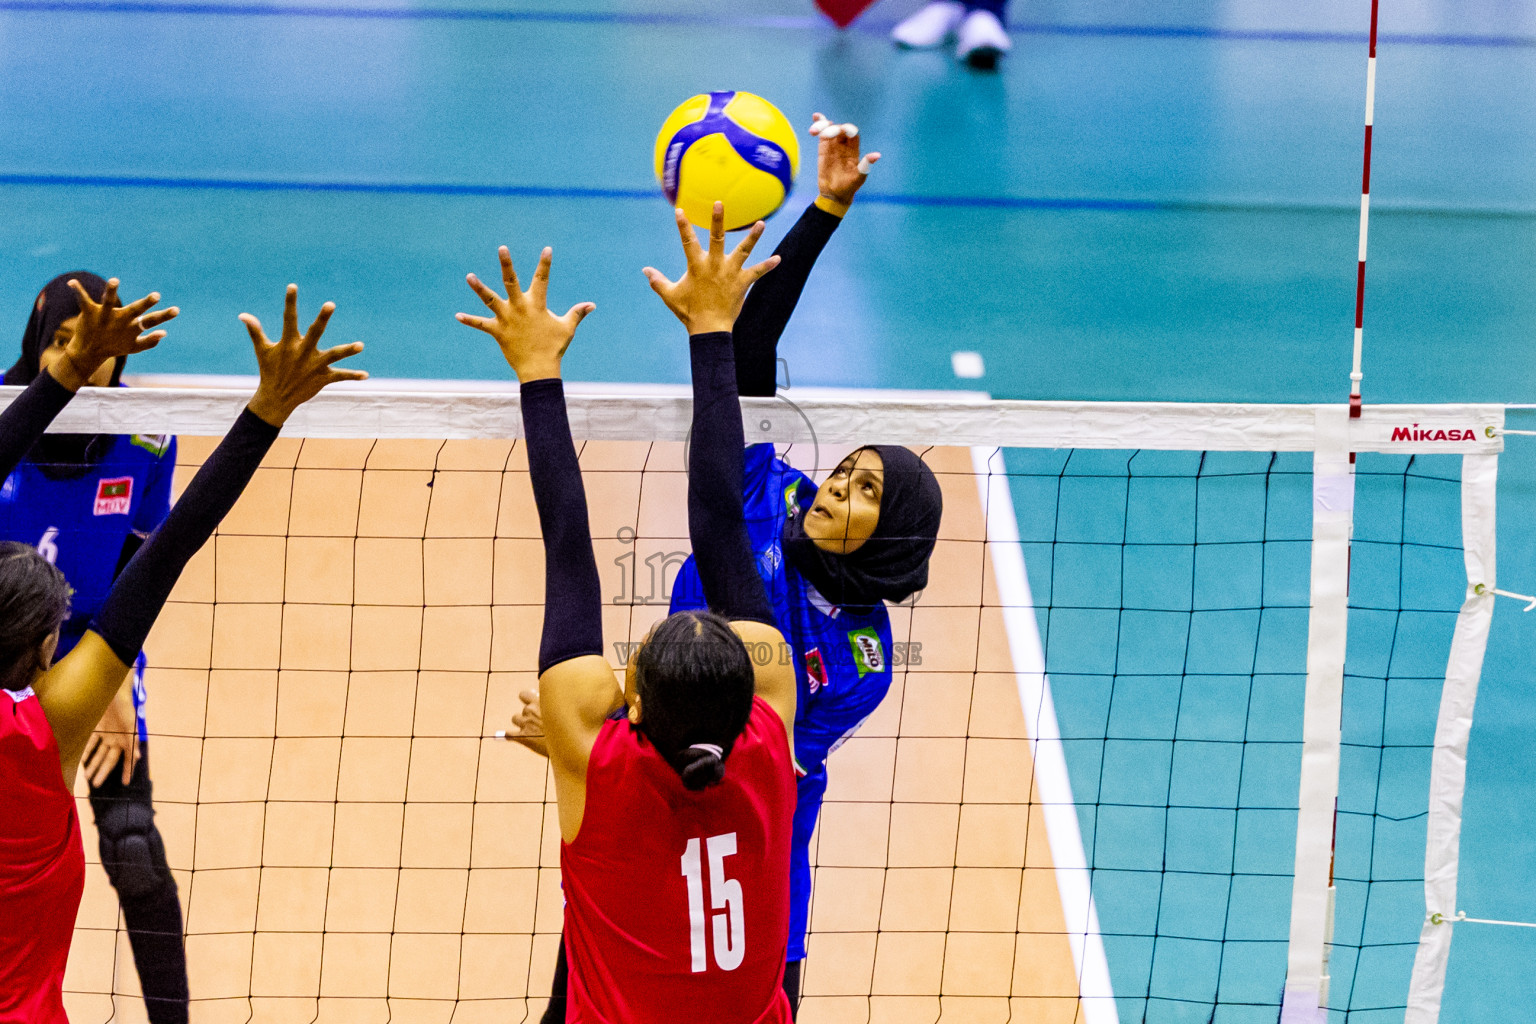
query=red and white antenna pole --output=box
[1351,0,1380,419]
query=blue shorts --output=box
[788,766,829,962]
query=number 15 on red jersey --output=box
[681,833,746,973]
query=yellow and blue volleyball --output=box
[654,91,800,230]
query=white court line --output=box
[972,446,1119,1024]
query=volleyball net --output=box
[42,385,1505,1024]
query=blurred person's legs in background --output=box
[891,1,1011,69]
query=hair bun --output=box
[677,743,727,791]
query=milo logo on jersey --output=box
[130,434,170,456]
[783,481,801,517]
[94,477,133,516]
[847,628,885,677]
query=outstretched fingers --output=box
[641,266,676,298]
[530,247,552,309]
[560,301,596,329]
[466,273,505,312]
[707,202,727,258]
[321,341,367,380]
[454,312,499,336]
[118,290,164,320]
[137,307,179,331]
[745,254,782,285]
[498,246,521,298]
[305,302,336,345]
[729,219,768,268]
[67,278,101,315]
[238,313,271,356]
[243,285,368,426]
[282,284,300,342]
[673,206,702,263]
[131,307,178,350]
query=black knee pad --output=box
[95,797,172,900]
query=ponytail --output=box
[673,743,727,792]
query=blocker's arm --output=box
[688,331,779,627]
[44,284,361,788]
[644,202,795,734]
[522,378,606,676]
[455,245,614,798]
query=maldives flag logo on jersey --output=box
[94,476,133,516]
[804,648,828,693]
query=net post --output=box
[1405,448,1501,1022]
[1349,0,1378,419]
[1281,408,1354,1022]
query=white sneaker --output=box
[891,1,966,48]
[956,8,1011,69]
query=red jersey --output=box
[0,687,85,1024]
[562,697,796,1024]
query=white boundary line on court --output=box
[972,446,1119,1024]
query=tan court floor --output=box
[63,439,1085,1023]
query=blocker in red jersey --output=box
[457,203,798,1023]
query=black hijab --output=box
[4,272,120,477]
[782,445,943,611]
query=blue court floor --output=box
[2,1,1532,1020]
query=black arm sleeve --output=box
[520,378,605,675]
[92,409,281,665]
[111,533,145,583]
[688,332,777,627]
[732,203,842,397]
[0,371,74,479]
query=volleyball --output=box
[654,91,800,230]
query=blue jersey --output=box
[670,444,895,962]
[670,444,895,776]
[0,433,176,742]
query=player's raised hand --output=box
[241,284,367,426]
[643,202,781,335]
[810,112,880,208]
[53,278,179,392]
[457,246,595,384]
